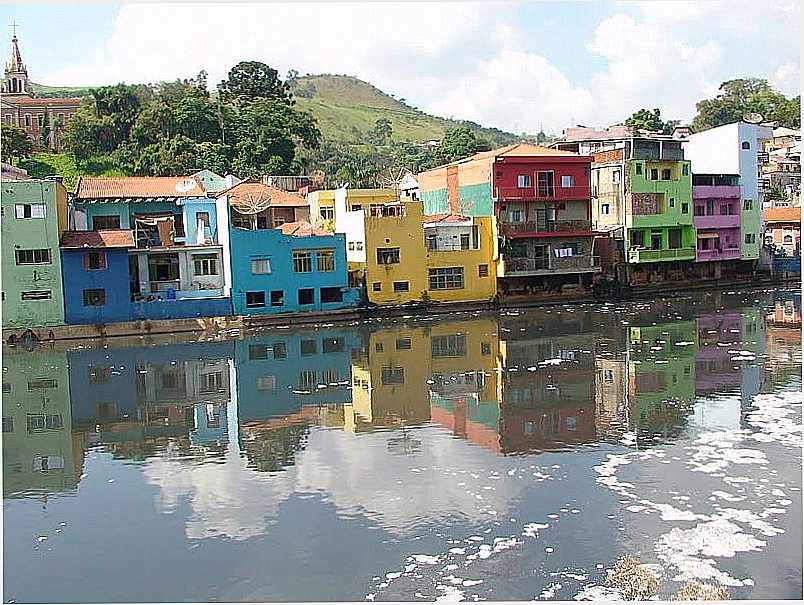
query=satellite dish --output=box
[310,169,325,186]
[743,112,764,124]
[230,188,272,214]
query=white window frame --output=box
[250,257,272,275]
[561,175,575,188]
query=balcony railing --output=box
[149,279,181,293]
[503,255,600,276]
[628,247,696,263]
[425,240,478,252]
[495,186,592,201]
[696,247,741,262]
[500,220,592,235]
[693,214,741,229]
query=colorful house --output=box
[308,187,397,225]
[71,176,232,320]
[1,178,68,328]
[417,143,600,297]
[554,126,695,286]
[684,121,774,264]
[216,181,360,315]
[693,174,742,270]
[763,206,800,257]
[60,229,136,325]
[363,201,498,305]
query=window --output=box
[743,199,753,211]
[1,383,10,394]
[460,233,470,249]
[27,414,63,432]
[200,372,223,393]
[24,114,31,127]
[251,258,272,274]
[89,366,113,384]
[377,247,400,264]
[561,175,575,188]
[481,342,492,356]
[15,249,51,265]
[601,203,610,215]
[320,207,335,221]
[82,288,106,307]
[783,234,794,244]
[298,288,315,305]
[662,168,671,180]
[682,164,689,176]
[669,198,675,208]
[321,287,343,303]
[317,249,335,272]
[745,233,756,244]
[635,163,643,176]
[270,290,284,306]
[301,339,317,356]
[2,417,12,433]
[196,211,210,228]
[348,242,355,251]
[375,342,384,352]
[381,367,405,385]
[246,291,266,307]
[431,334,467,358]
[517,174,532,188]
[372,282,382,291]
[741,141,750,150]
[15,203,46,219]
[630,230,645,247]
[612,169,621,184]
[681,203,689,214]
[510,209,523,222]
[148,254,179,282]
[28,378,57,391]
[478,264,489,277]
[650,168,659,180]
[356,242,364,251]
[322,368,340,384]
[322,337,344,353]
[85,251,107,270]
[536,171,554,197]
[256,375,277,391]
[93,215,121,230]
[668,228,682,249]
[21,290,51,301]
[604,369,614,383]
[293,251,312,273]
[299,370,316,390]
[430,267,464,290]
[396,337,412,350]
[393,281,409,292]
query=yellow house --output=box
[308,187,398,227]
[364,201,498,306]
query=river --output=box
[2,288,801,602]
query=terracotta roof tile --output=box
[61,229,135,249]
[222,180,307,207]
[764,207,801,223]
[2,96,82,107]
[278,221,330,237]
[422,212,471,223]
[75,176,207,199]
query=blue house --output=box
[70,176,232,321]
[61,229,136,325]
[217,181,360,316]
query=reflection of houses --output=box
[695,312,744,394]
[499,332,598,454]
[595,354,630,441]
[628,322,697,441]
[69,176,232,321]
[2,350,83,496]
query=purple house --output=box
[693,174,741,263]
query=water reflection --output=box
[3,289,799,502]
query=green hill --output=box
[291,74,517,146]
[29,82,92,98]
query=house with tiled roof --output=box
[763,206,800,256]
[216,182,360,316]
[1,34,82,151]
[417,143,599,298]
[67,175,232,322]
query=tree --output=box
[1,125,33,162]
[218,61,293,106]
[624,108,678,134]
[39,112,51,149]
[436,126,479,164]
[370,118,393,146]
[536,129,547,144]
[691,78,800,131]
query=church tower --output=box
[2,33,31,97]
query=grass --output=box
[19,153,125,191]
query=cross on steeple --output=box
[10,21,17,37]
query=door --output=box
[651,232,662,250]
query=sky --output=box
[0,1,800,135]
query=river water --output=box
[2,288,801,602]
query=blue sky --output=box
[0,2,799,134]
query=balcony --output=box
[500,220,593,236]
[695,246,741,262]
[627,247,696,263]
[694,214,741,229]
[149,279,181,293]
[503,255,601,277]
[495,185,592,202]
[425,240,478,252]
[692,185,740,199]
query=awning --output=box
[697,232,720,239]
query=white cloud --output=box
[40,2,799,135]
[773,62,800,96]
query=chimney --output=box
[446,165,460,214]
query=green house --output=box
[1,179,68,328]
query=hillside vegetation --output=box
[20,153,124,190]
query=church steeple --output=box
[3,27,31,96]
